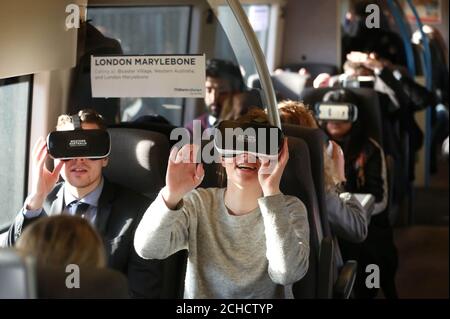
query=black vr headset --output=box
[46,115,110,160]
[214,120,284,159]
[314,102,358,123]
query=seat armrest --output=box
[317,236,334,299]
[334,260,357,299]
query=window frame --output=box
[0,74,33,232]
[86,4,194,126]
[209,0,286,72]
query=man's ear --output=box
[102,157,109,167]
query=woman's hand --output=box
[330,141,346,184]
[161,144,204,209]
[258,138,289,197]
[26,137,64,210]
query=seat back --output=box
[109,121,178,146]
[282,63,339,79]
[281,137,323,298]
[282,125,330,237]
[37,265,129,298]
[104,126,187,298]
[104,127,170,197]
[0,248,36,299]
[249,72,309,101]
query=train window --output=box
[218,4,271,56]
[0,75,32,231]
[87,6,192,125]
[216,4,272,82]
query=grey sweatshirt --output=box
[326,191,370,243]
[134,188,309,299]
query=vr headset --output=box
[314,102,358,123]
[342,75,375,89]
[46,115,110,160]
[214,120,284,159]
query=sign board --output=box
[402,0,441,24]
[91,54,205,98]
[248,5,269,32]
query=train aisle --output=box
[394,156,449,298]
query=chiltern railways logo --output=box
[69,139,88,147]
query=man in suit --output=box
[6,109,163,298]
[185,58,245,135]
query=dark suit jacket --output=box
[185,113,210,136]
[6,178,163,298]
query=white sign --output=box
[248,6,269,32]
[91,55,205,98]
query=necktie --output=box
[71,202,90,218]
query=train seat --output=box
[248,72,309,101]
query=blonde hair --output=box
[278,100,318,128]
[16,215,106,268]
[278,101,338,192]
[57,109,106,131]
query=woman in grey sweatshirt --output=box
[134,134,310,299]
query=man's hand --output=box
[346,51,384,72]
[258,138,289,197]
[161,144,204,209]
[26,137,64,210]
[313,73,332,88]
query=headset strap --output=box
[72,115,82,130]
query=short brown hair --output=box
[57,109,106,130]
[278,101,318,128]
[235,107,269,124]
[16,215,106,268]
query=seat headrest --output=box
[104,128,170,197]
[282,125,330,237]
[0,248,36,299]
[249,72,309,101]
[37,265,129,299]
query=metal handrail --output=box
[386,0,416,76]
[406,0,433,187]
[225,0,281,129]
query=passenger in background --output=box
[321,89,398,299]
[16,215,106,268]
[345,51,437,181]
[278,101,369,244]
[15,215,130,299]
[221,89,264,121]
[341,0,407,67]
[6,109,163,299]
[185,58,245,134]
[135,111,309,299]
[314,51,436,184]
